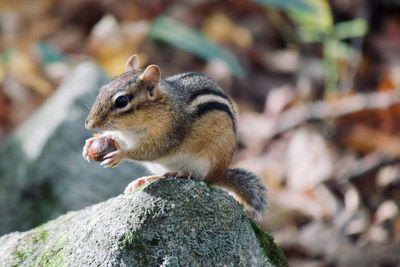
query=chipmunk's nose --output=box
[85,118,94,130]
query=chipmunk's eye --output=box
[114,95,129,109]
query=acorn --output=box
[87,136,117,161]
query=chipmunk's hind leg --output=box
[124,175,163,193]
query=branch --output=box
[265,89,400,141]
[331,153,400,185]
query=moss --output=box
[121,232,146,252]
[11,227,47,266]
[33,228,48,244]
[10,225,65,267]
[37,238,65,267]
[250,221,288,267]
[12,249,28,267]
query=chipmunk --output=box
[82,55,267,220]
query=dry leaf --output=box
[344,124,400,156]
[202,13,253,49]
[8,48,53,95]
[87,15,149,76]
[286,127,335,191]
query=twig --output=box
[331,153,400,185]
[265,88,400,142]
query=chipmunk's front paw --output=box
[124,175,163,193]
[100,150,125,168]
[82,137,97,162]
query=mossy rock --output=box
[0,178,287,267]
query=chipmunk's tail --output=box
[215,168,267,221]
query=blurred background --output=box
[1,0,400,266]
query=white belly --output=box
[102,130,210,178]
[102,129,142,150]
[143,153,210,179]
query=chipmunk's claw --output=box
[163,171,192,179]
[101,150,124,168]
[100,158,112,168]
[82,137,96,162]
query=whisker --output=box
[83,103,91,111]
[77,100,91,112]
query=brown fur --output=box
[124,95,177,160]
[125,55,140,72]
[85,55,266,220]
[176,110,236,182]
[86,66,236,178]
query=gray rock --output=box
[0,178,287,267]
[0,63,148,235]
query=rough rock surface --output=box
[0,178,287,267]
[0,63,147,235]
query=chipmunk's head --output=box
[85,55,162,131]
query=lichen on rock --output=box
[0,178,287,267]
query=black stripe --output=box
[194,101,236,131]
[189,88,231,103]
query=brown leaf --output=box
[343,124,400,155]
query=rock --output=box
[0,178,287,267]
[0,63,147,235]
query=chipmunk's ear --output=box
[140,65,160,84]
[140,65,160,100]
[125,54,140,72]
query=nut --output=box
[87,136,117,161]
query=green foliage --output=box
[288,1,367,44]
[333,19,368,40]
[255,0,368,95]
[149,16,245,79]
[35,42,66,66]
[254,0,314,12]
[290,1,368,95]
[287,0,333,42]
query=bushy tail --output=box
[216,168,267,221]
